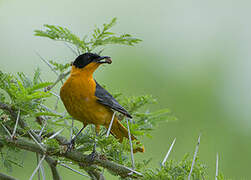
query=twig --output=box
[106,112,116,137]
[215,153,219,180]
[123,166,143,176]
[48,83,60,112]
[188,134,201,180]
[59,163,90,178]
[47,70,70,91]
[28,131,46,152]
[70,118,74,141]
[30,127,61,180]
[39,120,47,137]
[40,163,46,180]
[64,42,78,56]
[50,91,61,98]
[40,104,64,116]
[54,97,59,111]
[48,128,64,139]
[11,108,20,138]
[36,153,41,180]
[126,118,135,170]
[29,155,46,180]
[1,123,12,137]
[76,46,81,55]
[161,138,176,166]
[36,51,70,90]
[35,51,59,76]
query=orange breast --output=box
[60,67,113,126]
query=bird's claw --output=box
[66,140,75,152]
[88,150,98,161]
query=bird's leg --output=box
[89,125,100,161]
[67,125,86,151]
[92,132,98,153]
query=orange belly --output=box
[60,74,113,126]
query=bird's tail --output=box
[105,117,144,153]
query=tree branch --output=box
[0,102,142,179]
[0,172,17,180]
[84,168,105,180]
[0,135,141,179]
[45,157,62,180]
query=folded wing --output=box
[95,81,132,118]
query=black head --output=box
[73,53,112,68]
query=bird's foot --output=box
[66,139,75,152]
[87,150,98,161]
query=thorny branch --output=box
[0,102,62,180]
[46,70,70,91]
[0,136,141,179]
[0,172,17,180]
[45,157,62,180]
[0,102,143,179]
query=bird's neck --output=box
[69,66,96,95]
[70,65,95,79]
[71,63,100,77]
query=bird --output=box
[60,52,144,153]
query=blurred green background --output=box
[1,0,251,179]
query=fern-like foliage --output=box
[34,17,141,54]
[143,154,231,180]
[0,69,51,115]
[89,18,141,51]
[34,25,87,52]
[48,60,71,73]
[144,154,207,180]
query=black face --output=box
[73,53,112,68]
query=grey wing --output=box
[95,81,132,118]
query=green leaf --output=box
[34,111,62,117]
[35,24,87,52]
[33,68,41,85]
[34,18,141,54]
[103,17,117,31]
[28,82,52,92]
[26,91,50,100]
[48,60,71,73]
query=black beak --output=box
[95,56,112,64]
